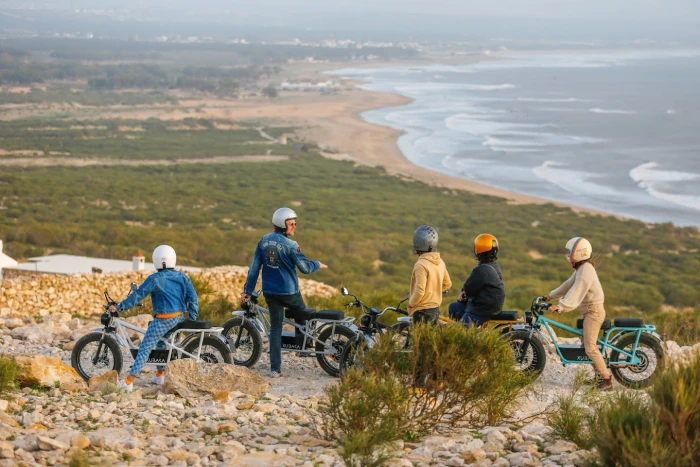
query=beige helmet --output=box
[566,237,592,264]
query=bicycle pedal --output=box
[297,352,316,358]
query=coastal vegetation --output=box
[549,356,700,467]
[1,117,698,332]
[316,324,531,466]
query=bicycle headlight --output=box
[525,311,533,324]
[241,301,251,312]
[360,314,372,328]
[100,312,111,326]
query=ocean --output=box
[330,50,700,228]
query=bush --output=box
[0,356,19,394]
[317,323,531,465]
[594,355,700,466]
[547,370,600,449]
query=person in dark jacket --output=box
[242,207,328,378]
[448,234,506,327]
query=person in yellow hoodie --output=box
[408,225,452,325]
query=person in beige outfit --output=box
[548,237,612,391]
[408,225,452,324]
[408,225,451,390]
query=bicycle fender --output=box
[181,331,229,347]
[230,312,266,334]
[317,322,359,334]
[610,330,664,345]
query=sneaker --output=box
[118,380,134,393]
[597,376,613,391]
[269,371,282,378]
[151,374,165,385]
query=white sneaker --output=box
[151,374,165,385]
[118,380,134,393]
[269,371,282,378]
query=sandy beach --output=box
[0,54,612,216]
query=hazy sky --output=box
[6,0,700,42]
[32,0,700,23]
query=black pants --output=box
[265,292,308,372]
[412,307,440,388]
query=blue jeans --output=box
[449,301,490,327]
[265,293,307,373]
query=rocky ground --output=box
[1,269,698,466]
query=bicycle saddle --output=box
[175,320,212,330]
[285,308,345,321]
[576,318,612,331]
[491,311,519,321]
[613,318,644,328]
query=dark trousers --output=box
[265,292,307,372]
[412,307,440,388]
[448,301,489,327]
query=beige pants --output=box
[581,303,611,377]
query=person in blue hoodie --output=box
[242,207,328,377]
[109,245,199,392]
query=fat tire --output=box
[182,335,233,365]
[71,332,123,382]
[609,332,664,389]
[505,330,546,375]
[222,317,263,367]
[390,321,412,350]
[339,335,368,376]
[316,324,357,377]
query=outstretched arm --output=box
[292,245,321,274]
[117,276,155,312]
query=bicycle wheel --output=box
[389,321,411,350]
[316,324,357,377]
[609,333,664,389]
[71,332,123,382]
[182,335,233,364]
[339,335,369,375]
[504,330,546,375]
[222,317,263,367]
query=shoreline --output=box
[298,57,623,218]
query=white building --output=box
[0,241,18,278]
[2,251,200,277]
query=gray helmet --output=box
[272,207,297,229]
[413,225,438,252]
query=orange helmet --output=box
[474,234,499,259]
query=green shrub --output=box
[0,356,19,394]
[547,370,600,449]
[198,293,236,325]
[594,355,700,467]
[317,323,531,466]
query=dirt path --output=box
[0,155,288,167]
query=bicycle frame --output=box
[514,313,661,367]
[232,302,356,355]
[89,317,225,365]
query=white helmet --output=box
[152,245,176,270]
[565,237,592,264]
[272,207,297,229]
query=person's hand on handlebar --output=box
[240,293,251,302]
[543,295,551,302]
[107,304,118,315]
[549,305,561,313]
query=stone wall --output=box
[0,265,337,319]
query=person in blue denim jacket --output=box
[108,245,199,392]
[242,207,328,378]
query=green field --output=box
[1,118,699,328]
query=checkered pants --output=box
[129,315,184,376]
